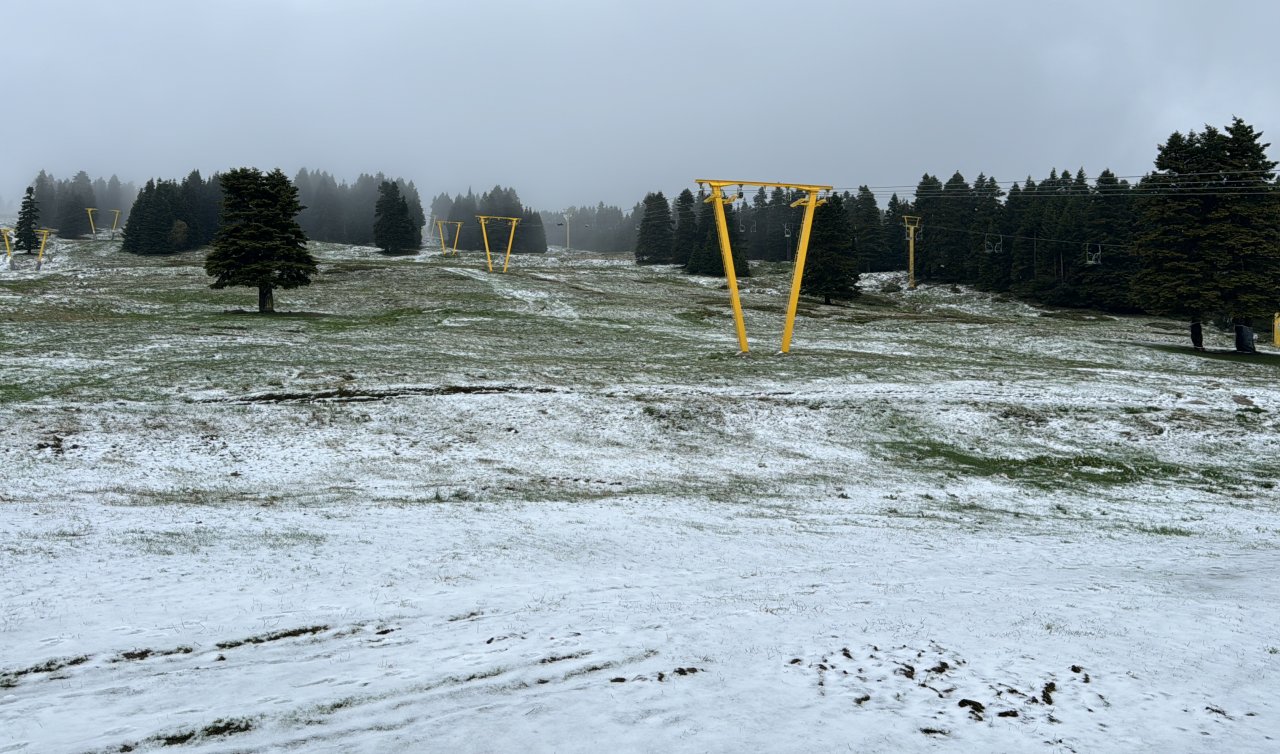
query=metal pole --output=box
[502,219,519,272]
[903,216,920,290]
[710,191,749,353]
[780,190,822,353]
[478,218,494,271]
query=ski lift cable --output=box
[919,223,1131,250]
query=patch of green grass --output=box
[674,307,721,325]
[1134,524,1194,537]
[879,439,1182,488]
[0,277,55,294]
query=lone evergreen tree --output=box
[14,186,40,253]
[373,180,419,254]
[801,193,859,304]
[205,168,315,313]
[633,191,673,264]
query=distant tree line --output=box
[116,168,430,256]
[22,170,138,239]
[631,117,1280,328]
[429,186,548,254]
[293,169,425,248]
[538,202,640,253]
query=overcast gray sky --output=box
[3,0,1278,212]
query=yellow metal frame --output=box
[1274,313,1279,347]
[696,179,832,353]
[475,215,520,273]
[109,209,122,238]
[435,220,463,257]
[85,207,98,237]
[36,229,52,270]
[1,227,11,263]
[902,215,921,290]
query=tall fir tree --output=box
[14,186,40,253]
[800,193,859,304]
[849,186,887,271]
[671,188,699,267]
[205,167,315,313]
[634,191,674,264]
[373,180,418,254]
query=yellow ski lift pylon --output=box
[1,227,12,265]
[696,179,832,354]
[435,219,463,256]
[109,209,122,239]
[85,207,98,237]
[36,229,53,271]
[475,215,520,272]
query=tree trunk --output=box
[258,284,274,313]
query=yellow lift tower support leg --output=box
[902,215,921,290]
[1,227,12,266]
[696,179,832,354]
[109,209,122,239]
[435,220,463,257]
[36,229,52,271]
[85,207,98,237]
[475,215,521,272]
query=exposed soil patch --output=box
[209,384,562,404]
[215,624,328,650]
[111,645,194,663]
[0,654,90,687]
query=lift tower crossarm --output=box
[695,179,833,354]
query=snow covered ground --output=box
[2,241,1279,752]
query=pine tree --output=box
[31,172,58,234]
[882,194,910,271]
[373,180,418,254]
[671,189,699,267]
[205,168,315,313]
[801,193,859,304]
[1076,169,1136,310]
[634,191,674,264]
[849,186,887,271]
[14,186,40,253]
[1131,118,1280,328]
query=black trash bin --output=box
[1234,325,1257,354]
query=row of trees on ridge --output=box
[631,117,1280,327]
